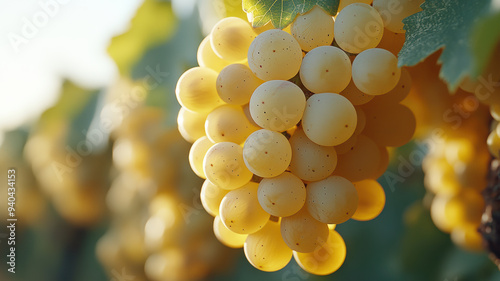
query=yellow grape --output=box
[289,128,338,181]
[281,206,329,253]
[352,179,386,221]
[424,159,461,195]
[352,48,401,95]
[200,180,229,217]
[291,6,334,51]
[488,130,500,158]
[300,46,352,94]
[216,63,263,105]
[338,0,373,12]
[306,175,358,224]
[334,135,381,181]
[177,107,207,143]
[252,22,274,34]
[189,136,215,179]
[213,215,247,248]
[210,17,256,61]
[243,129,292,178]
[247,29,303,81]
[249,80,306,132]
[340,80,374,105]
[219,182,270,234]
[205,105,258,144]
[293,229,346,275]
[372,68,412,104]
[197,36,232,72]
[257,172,306,217]
[302,93,357,146]
[444,138,475,164]
[244,220,293,271]
[203,142,253,190]
[363,102,416,147]
[334,3,384,53]
[373,0,424,33]
[175,67,224,114]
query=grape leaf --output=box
[243,0,339,29]
[471,10,500,76]
[398,0,497,90]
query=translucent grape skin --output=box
[177,107,207,143]
[205,105,258,144]
[197,36,232,72]
[188,136,214,179]
[280,206,329,253]
[257,172,306,217]
[293,229,346,275]
[334,3,384,54]
[291,6,335,52]
[302,93,357,146]
[219,182,270,234]
[175,67,224,114]
[200,179,229,217]
[247,29,303,81]
[243,129,292,178]
[203,142,253,190]
[213,215,248,248]
[373,0,424,33]
[334,134,381,181]
[210,17,256,62]
[300,46,352,94]
[352,48,401,96]
[340,80,374,106]
[371,67,412,104]
[289,128,338,182]
[216,63,263,105]
[352,179,386,221]
[244,220,293,272]
[306,175,358,224]
[249,80,306,132]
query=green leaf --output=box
[398,0,497,91]
[243,0,339,29]
[471,10,500,76]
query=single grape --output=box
[352,48,401,96]
[352,179,386,221]
[197,35,232,72]
[334,3,384,53]
[205,105,258,144]
[203,142,253,190]
[216,63,263,105]
[189,136,215,179]
[247,29,302,81]
[243,129,292,178]
[302,93,357,146]
[213,215,248,248]
[300,46,352,94]
[257,172,306,217]
[293,229,346,275]
[210,17,256,61]
[291,6,334,51]
[289,128,338,181]
[219,182,270,234]
[280,206,329,253]
[244,219,293,271]
[306,175,358,224]
[249,80,306,132]
[177,107,208,143]
[175,67,224,113]
[201,180,229,217]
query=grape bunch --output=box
[97,82,235,281]
[177,2,418,275]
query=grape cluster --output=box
[97,94,234,281]
[177,2,418,275]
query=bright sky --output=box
[0,0,143,135]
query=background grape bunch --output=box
[176,1,420,275]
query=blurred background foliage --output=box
[0,0,500,281]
